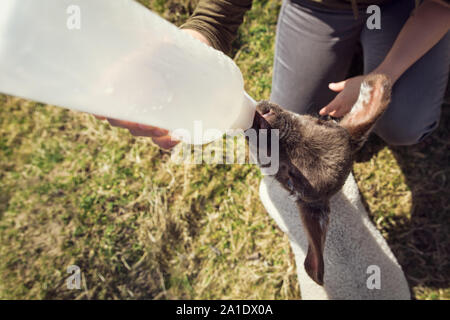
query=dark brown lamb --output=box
[249,74,392,285]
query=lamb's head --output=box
[251,74,392,285]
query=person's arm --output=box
[320,0,450,117]
[181,0,253,54]
[374,0,450,83]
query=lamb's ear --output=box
[340,74,392,152]
[297,200,330,286]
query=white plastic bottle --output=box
[0,0,256,144]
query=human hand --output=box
[182,28,211,46]
[93,116,179,149]
[95,29,211,149]
[319,75,365,118]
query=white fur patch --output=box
[350,81,372,114]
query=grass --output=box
[0,0,448,300]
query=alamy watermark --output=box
[66,264,81,290]
[366,265,381,290]
[366,5,381,30]
[66,5,81,30]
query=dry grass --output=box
[0,0,448,300]
[353,107,450,300]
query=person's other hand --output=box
[319,75,365,118]
[95,29,211,149]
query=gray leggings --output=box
[270,0,450,145]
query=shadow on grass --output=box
[355,103,450,299]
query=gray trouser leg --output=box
[361,0,450,145]
[270,0,363,114]
[271,0,450,145]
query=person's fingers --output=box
[128,128,155,137]
[107,118,169,137]
[152,135,179,149]
[332,104,354,118]
[319,99,340,116]
[136,124,168,137]
[103,117,178,148]
[93,115,107,120]
[107,118,137,129]
[328,109,341,117]
[323,102,352,118]
[129,125,169,138]
[328,80,346,92]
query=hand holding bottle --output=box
[95,29,211,149]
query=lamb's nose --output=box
[245,111,273,160]
[250,111,272,130]
[261,109,275,119]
